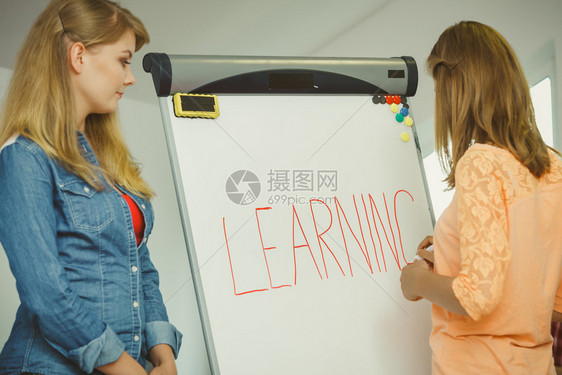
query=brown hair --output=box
[427,21,553,189]
[0,0,153,197]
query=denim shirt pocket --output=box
[58,180,114,231]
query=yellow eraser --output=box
[173,93,219,119]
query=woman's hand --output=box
[402,235,468,315]
[148,362,177,375]
[401,235,434,301]
[417,235,433,250]
[96,351,148,375]
[148,344,177,375]
[400,259,431,301]
[416,235,434,270]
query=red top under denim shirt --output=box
[121,193,145,246]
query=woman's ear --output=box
[68,42,86,74]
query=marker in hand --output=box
[414,244,434,261]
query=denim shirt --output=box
[0,134,182,374]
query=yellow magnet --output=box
[173,93,219,119]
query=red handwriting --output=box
[223,217,269,296]
[222,191,415,296]
[309,199,346,278]
[292,204,323,284]
[256,207,292,290]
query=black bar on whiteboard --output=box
[269,72,315,89]
[194,69,386,94]
[388,70,405,78]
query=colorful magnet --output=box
[404,117,414,126]
[395,113,404,122]
[390,103,399,113]
[372,95,384,104]
[386,95,393,105]
[393,95,401,105]
[400,107,409,116]
[401,132,410,142]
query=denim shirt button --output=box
[131,265,138,273]
[83,186,90,193]
[133,301,139,308]
[134,335,140,342]
[141,204,146,210]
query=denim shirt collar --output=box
[77,131,100,167]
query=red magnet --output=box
[386,95,393,105]
[393,95,401,104]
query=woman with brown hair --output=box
[400,21,562,373]
[0,0,181,374]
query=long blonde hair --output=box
[427,21,553,189]
[0,0,153,198]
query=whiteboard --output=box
[146,54,434,374]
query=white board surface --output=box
[161,94,434,374]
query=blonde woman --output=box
[0,1,181,374]
[400,21,562,374]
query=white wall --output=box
[311,0,562,155]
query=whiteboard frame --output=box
[157,95,220,373]
[147,54,435,374]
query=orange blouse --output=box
[431,143,562,374]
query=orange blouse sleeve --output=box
[451,149,510,321]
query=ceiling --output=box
[0,0,391,104]
[2,0,561,156]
